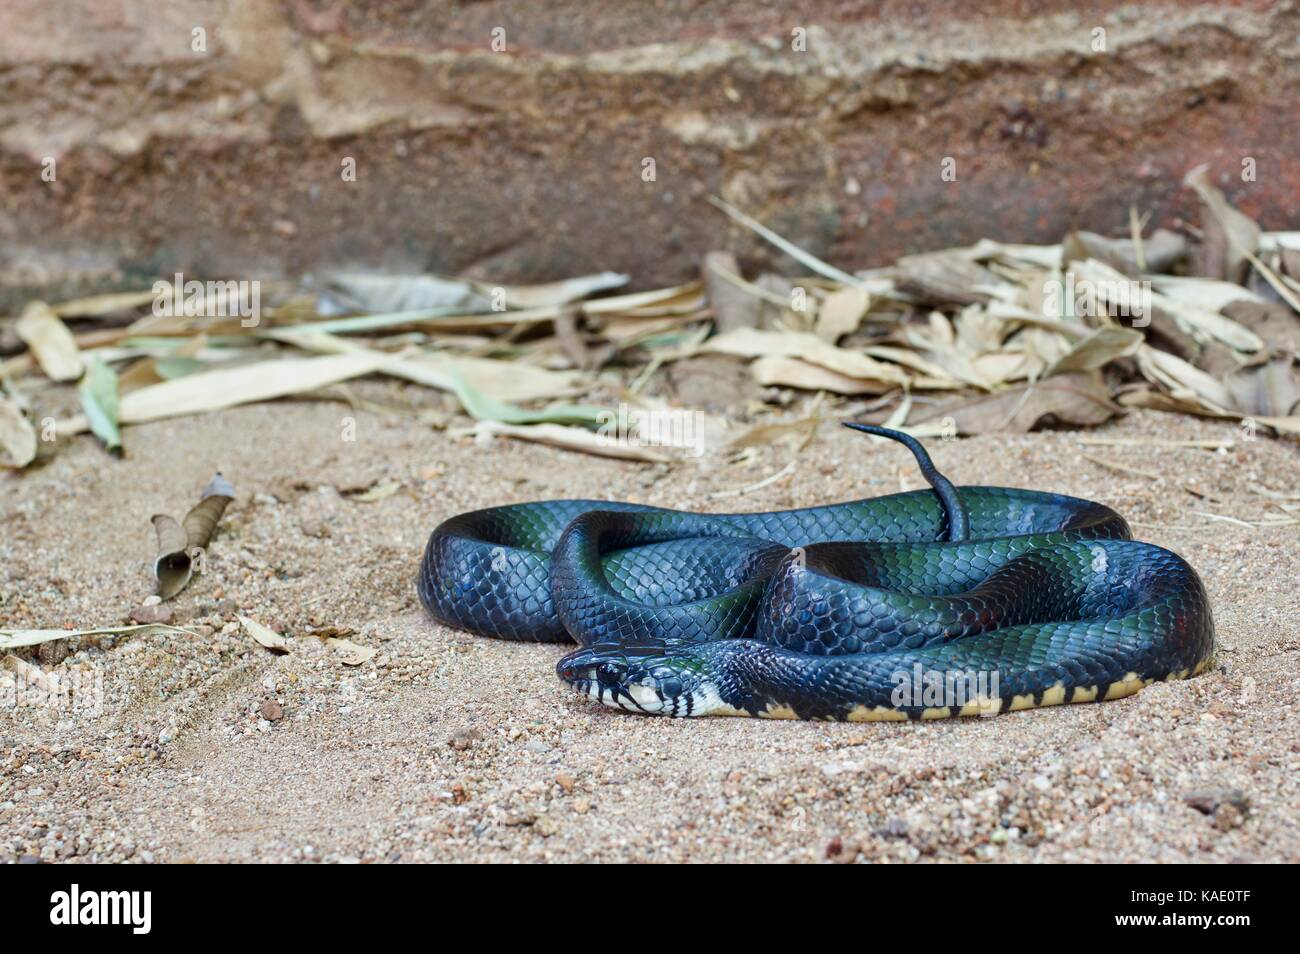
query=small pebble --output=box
[130,604,174,625]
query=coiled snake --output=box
[418,425,1214,720]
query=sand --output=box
[1,394,1297,863]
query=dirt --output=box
[5,2,1300,310]
[1,397,1297,863]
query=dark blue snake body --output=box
[418,427,1215,720]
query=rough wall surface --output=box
[1,0,1297,304]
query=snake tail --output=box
[842,422,970,542]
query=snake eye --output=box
[595,663,623,686]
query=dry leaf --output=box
[1184,164,1260,282]
[1135,345,1235,414]
[151,515,192,600]
[708,197,867,288]
[1070,259,1262,353]
[78,355,121,452]
[1061,229,1187,275]
[1225,356,1299,418]
[901,313,1001,390]
[552,308,591,370]
[473,272,628,310]
[182,473,235,550]
[966,239,1063,269]
[894,252,1012,305]
[327,637,376,666]
[705,328,910,387]
[0,395,37,468]
[701,251,760,334]
[0,623,189,650]
[726,414,824,451]
[1045,326,1144,376]
[461,420,671,462]
[1150,276,1266,313]
[275,332,587,404]
[52,290,157,317]
[15,301,83,381]
[1221,301,1300,354]
[1253,415,1300,435]
[751,357,893,395]
[861,345,963,386]
[349,480,401,502]
[240,616,289,654]
[912,373,1123,434]
[814,287,870,342]
[153,473,235,600]
[319,272,481,313]
[57,351,398,436]
[584,283,707,317]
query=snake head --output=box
[556,641,721,717]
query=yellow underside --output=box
[721,655,1214,721]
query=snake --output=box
[418,424,1215,720]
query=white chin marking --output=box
[626,682,666,712]
[582,680,730,717]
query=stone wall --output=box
[1,0,1297,305]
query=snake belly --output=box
[417,429,1215,720]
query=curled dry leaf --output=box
[552,308,591,370]
[151,515,190,600]
[0,394,37,468]
[726,414,824,452]
[153,473,235,600]
[15,301,83,381]
[184,473,235,550]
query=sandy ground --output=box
[1,394,1297,863]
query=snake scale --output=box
[418,424,1215,720]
